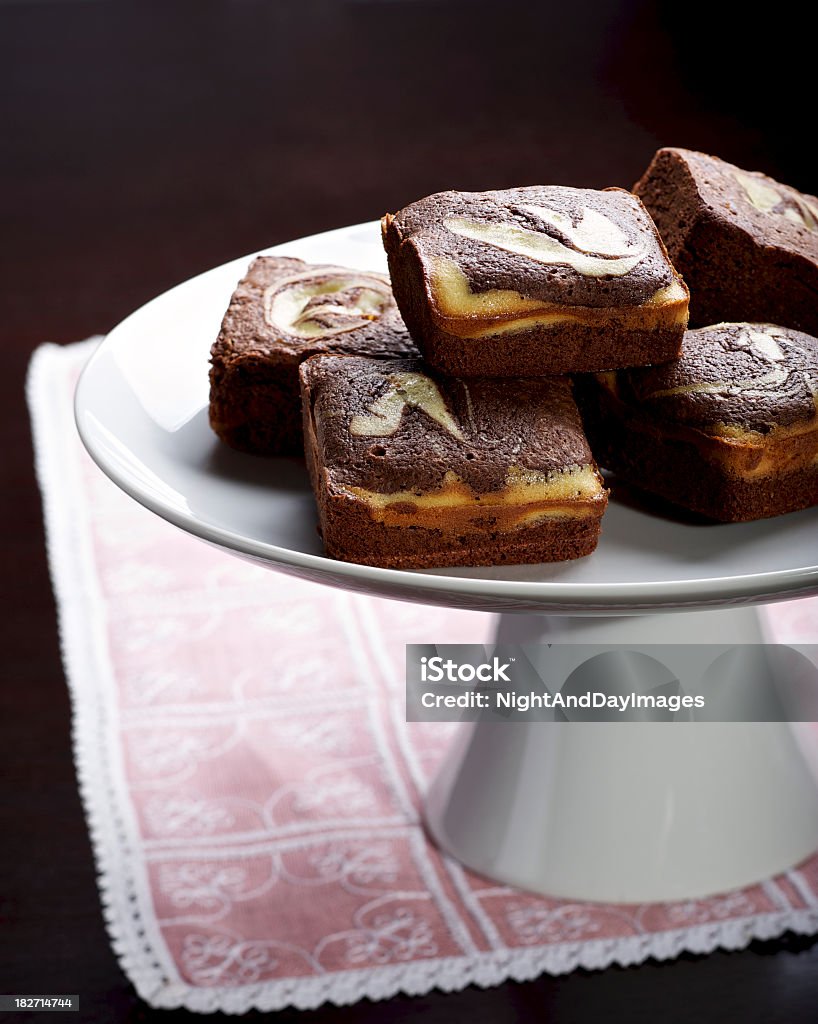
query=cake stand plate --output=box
[75,222,818,902]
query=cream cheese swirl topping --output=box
[350,372,465,440]
[264,270,392,339]
[444,204,647,278]
[647,328,791,400]
[734,172,818,232]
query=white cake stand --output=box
[75,222,818,903]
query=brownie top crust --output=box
[642,148,818,261]
[614,323,818,436]
[384,185,679,309]
[301,355,598,495]
[212,256,414,365]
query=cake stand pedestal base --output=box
[424,605,818,903]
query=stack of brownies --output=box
[209,148,818,569]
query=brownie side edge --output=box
[580,377,818,521]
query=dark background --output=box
[2,1,817,1021]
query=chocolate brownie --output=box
[209,256,416,455]
[579,323,818,521]
[381,186,689,377]
[634,148,818,334]
[299,355,608,569]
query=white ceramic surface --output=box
[74,223,818,901]
[74,221,818,614]
[425,607,818,902]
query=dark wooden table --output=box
[2,2,817,1021]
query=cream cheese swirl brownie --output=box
[634,148,818,334]
[299,355,608,568]
[580,323,818,521]
[381,185,688,376]
[209,256,416,455]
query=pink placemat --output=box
[28,339,818,1013]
